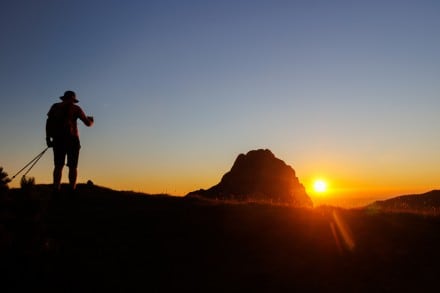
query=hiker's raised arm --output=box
[78,108,94,127]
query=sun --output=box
[313,179,327,193]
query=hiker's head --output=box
[60,90,79,103]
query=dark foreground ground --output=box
[2,185,440,292]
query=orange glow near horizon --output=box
[10,159,439,209]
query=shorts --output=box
[53,136,81,168]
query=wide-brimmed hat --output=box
[60,90,79,103]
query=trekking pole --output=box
[11,147,50,181]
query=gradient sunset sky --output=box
[1,0,440,207]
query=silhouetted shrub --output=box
[20,176,35,194]
[0,167,11,197]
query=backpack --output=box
[47,103,75,138]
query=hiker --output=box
[46,90,94,192]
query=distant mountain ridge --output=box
[187,149,312,207]
[368,190,440,215]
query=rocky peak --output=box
[188,149,312,207]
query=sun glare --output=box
[313,179,327,193]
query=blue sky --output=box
[1,0,440,206]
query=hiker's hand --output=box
[46,137,54,148]
[86,116,94,127]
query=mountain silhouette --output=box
[368,190,440,215]
[187,149,312,207]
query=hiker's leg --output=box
[68,167,77,190]
[66,137,80,191]
[53,142,66,191]
[53,165,63,191]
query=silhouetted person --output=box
[46,90,94,192]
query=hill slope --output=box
[2,185,440,292]
[368,190,440,215]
